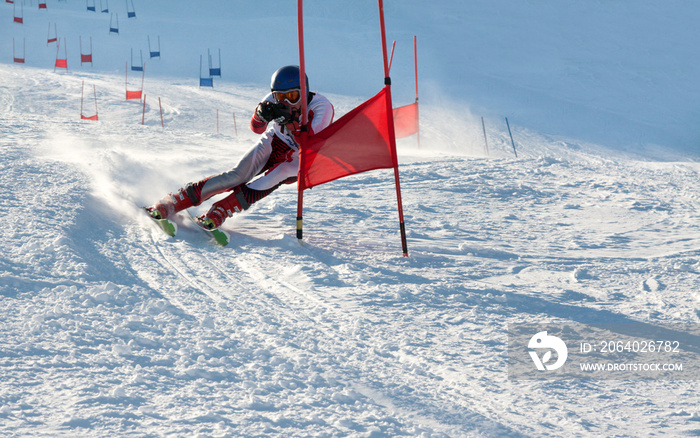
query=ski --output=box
[186,210,230,246]
[143,207,177,237]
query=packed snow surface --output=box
[2,1,700,437]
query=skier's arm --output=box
[251,104,271,134]
[307,95,334,136]
[251,94,278,134]
[250,115,268,134]
[283,95,334,138]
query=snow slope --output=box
[2,1,700,437]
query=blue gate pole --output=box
[506,117,518,157]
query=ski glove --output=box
[256,101,295,124]
[255,101,278,123]
[271,104,294,125]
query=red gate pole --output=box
[414,35,420,149]
[80,80,85,118]
[93,84,98,120]
[54,39,59,72]
[142,94,146,124]
[378,0,408,256]
[295,0,308,241]
[140,62,146,97]
[388,40,396,73]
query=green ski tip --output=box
[185,210,230,246]
[143,207,177,237]
[158,219,177,237]
[209,228,230,246]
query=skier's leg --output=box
[240,175,297,205]
[148,176,211,219]
[197,133,273,200]
[197,186,250,229]
[148,133,274,219]
[199,157,299,229]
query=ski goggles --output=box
[273,89,301,104]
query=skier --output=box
[146,65,334,230]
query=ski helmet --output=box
[270,65,309,93]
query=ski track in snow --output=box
[2,63,699,437]
[3,1,700,436]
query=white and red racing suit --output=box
[205,91,334,202]
[155,92,334,221]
